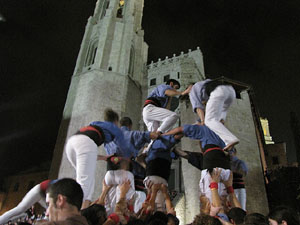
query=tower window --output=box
[272,156,279,165]
[85,39,99,67]
[101,0,110,19]
[13,182,19,192]
[117,0,125,18]
[177,72,180,79]
[164,75,170,82]
[150,78,156,86]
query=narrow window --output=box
[272,156,279,165]
[13,182,19,192]
[150,78,156,86]
[116,0,125,18]
[101,0,110,19]
[177,72,180,79]
[164,75,170,82]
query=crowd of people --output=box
[1,79,299,225]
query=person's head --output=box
[120,116,133,129]
[191,214,222,225]
[227,207,246,225]
[166,79,180,89]
[127,217,145,225]
[228,147,237,157]
[268,206,300,225]
[104,108,119,125]
[244,213,268,225]
[81,204,107,225]
[167,214,179,225]
[46,178,83,222]
[146,211,168,225]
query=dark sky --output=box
[0,0,299,177]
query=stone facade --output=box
[0,171,48,216]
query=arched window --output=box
[85,39,99,67]
[117,0,125,18]
[101,0,110,19]
[128,46,135,77]
[13,182,19,192]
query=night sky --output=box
[0,0,299,178]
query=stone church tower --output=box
[49,0,148,196]
[50,0,269,223]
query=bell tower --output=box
[49,0,148,200]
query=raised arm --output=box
[165,85,192,97]
[162,126,184,136]
[222,172,242,209]
[92,180,112,205]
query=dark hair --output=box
[191,214,222,225]
[104,108,119,123]
[81,204,107,225]
[120,117,133,127]
[244,213,268,225]
[228,207,246,224]
[166,79,180,89]
[127,217,145,225]
[167,214,179,225]
[268,206,300,225]
[146,211,168,225]
[47,178,83,211]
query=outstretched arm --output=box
[92,180,112,205]
[162,126,184,136]
[165,85,192,97]
[222,172,242,209]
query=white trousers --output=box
[205,85,239,146]
[0,184,46,224]
[104,170,135,215]
[65,134,98,201]
[142,104,178,133]
[235,188,246,211]
[199,168,231,203]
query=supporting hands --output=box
[149,131,160,140]
[221,171,233,188]
[119,180,131,199]
[210,168,222,183]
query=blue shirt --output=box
[90,121,136,157]
[146,135,179,163]
[231,156,248,176]
[183,124,225,149]
[104,126,151,158]
[148,84,174,108]
[189,79,211,112]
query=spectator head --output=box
[46,178,83,222]
[146,211,168,225]
[227,207,246,225]
[104,108,119,125]
[120,117,133,129]
[167,214,179,225]
[268,206,300,225]
[191,214,222,225]
[228,147,237,157]
[244,213,268,225]
[166,79,180,89]
[81,204,107,225]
